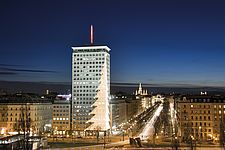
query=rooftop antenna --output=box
[90,25,94,44]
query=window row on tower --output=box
[73,73,101,77]
[75,57,105,61]
[74,65,102,69]
[73,93,96,96]
[74,89,96,92]
[73,85,98,88]
[74,53,105,57]
[74,97,95,100]
[74,101,93,104]
[74,61,105,65]
[73,77,100,81]
[74,69,102,72]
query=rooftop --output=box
[180,95,225,103]
[72,45,110,52]
[0,93,52,104]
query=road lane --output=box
[139,104,163,140]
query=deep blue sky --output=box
[0,0,225,87]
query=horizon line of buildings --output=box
[0,87,224,144]
[0,84,159,136]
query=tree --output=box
[17,104,31,150]
[162,100,170,136]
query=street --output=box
[139,104,163,140]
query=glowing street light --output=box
[1,128,6,135]
[198,126,202,141]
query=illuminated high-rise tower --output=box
[71,26,110,134]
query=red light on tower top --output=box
[90,25,94,44]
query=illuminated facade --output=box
[152,94,164,105]
[177,95,225,143]
[134,83,148,96]
[0,94,52,135]
[52,100,71,136]
[134,83,151,111]
[72,45,110,133]
[110,94,139,128]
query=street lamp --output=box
[55,127,58,141]
[174,136,178,150]
[199,126,202,149]
[122,130,125,141]
[72,133,75,142]
[190,135,195,150]
[199,126,201,142]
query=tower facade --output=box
[72,45,110,133]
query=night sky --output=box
[0,0,225,87]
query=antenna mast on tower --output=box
[90,25,94,44]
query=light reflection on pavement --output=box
[139,104,163,140]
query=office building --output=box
[72,45,110,135]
